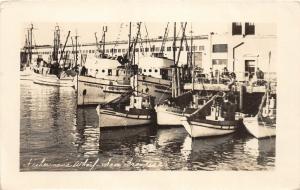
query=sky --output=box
[22,22,231,46]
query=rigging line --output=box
[143,23,151,51]
[157,85,172,105]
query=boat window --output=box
[134,99,137,103]
[102,69,105,73]
[143,69,146,72]
[149,69,152,72]
[108,69,112,76]
[155,69,158,72]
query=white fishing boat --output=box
[76,55,133,105]
[135,56,173,105]
[31,25,76,87]
[243,85,276,139]
[181,94,242,138]
[243,51,276,139]
[155,92,210,126]
[96,94,154,128]
[32,70,75,87]
[20,67,33,81]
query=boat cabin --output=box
[83,55,133,80]
[206,97,237,121]
[138,56,173,80]
[125,95,154,111]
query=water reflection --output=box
[20,81,275,171]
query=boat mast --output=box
[75,33,78,67]
[159,22,169,55]
[190,24,194,91]
[58,31,71,67]
[172,22,177,98]
[128,22,132,61]
[102,26,107,57]
[27,24,34,65]
[53,25,60,62]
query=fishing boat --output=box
[155,91,212,126]
[76,24,137,106]
[76,54,133,105]
[20,66,33,81]
[135,56,173,105]
[96,93,154,128]
[32,26,76,87]
[243,84,276,138]
[181,94,242,138]
[243,51,276,139]
[134,22,190,105]
[20,24,35,81]
[32,67,75,87]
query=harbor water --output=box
[20,81,275,171]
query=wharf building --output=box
[21,22,276,81]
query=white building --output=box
[21,22,276,81]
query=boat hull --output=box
[155,106,183,126]
[97,108,152,128]
[20,68,33,81]
[181,117,239,138]
[33,73,74,87]
[77,76,132,106]
[136,75,171,105]
[243,117,276,139]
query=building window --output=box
[232,22,242,35]
[199,46,204,51]
[186,46,189,51]
[145,48,149,52]
[122,49,125,53]
[180,47,184,51]
[140,48,144,52]
[212,59,228,66]
[155,47,160,52]
[135,48,139,52]
[150,47,155,52]
[212,44,228,53]
[92,50,95,53]
[245,22,255,35]
[167,47,171,51]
